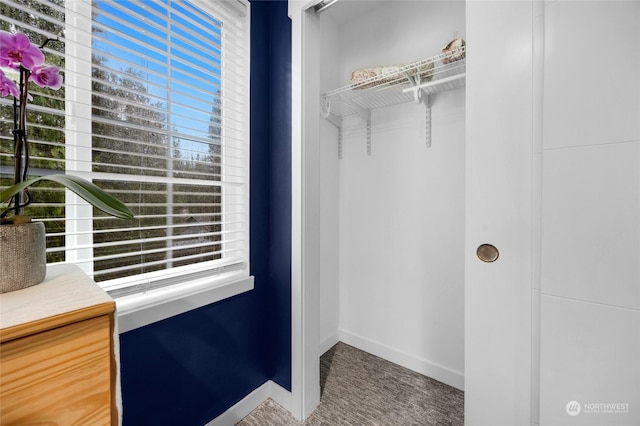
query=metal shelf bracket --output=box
[425,102,432,148]
[321,95,345,158]
[366,120,371,156]
[407,72,433,147]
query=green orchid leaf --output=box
[1,174,134,219]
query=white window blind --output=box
[0,0,250,296]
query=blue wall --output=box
[266,0,293,390]
[119,2,292,424]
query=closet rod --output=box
[403,73,466,97]
[313,0,339,13]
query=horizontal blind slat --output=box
[91,247,244,276]
[47,224,245,238]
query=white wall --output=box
[539,2,640,425]
[318,1,466,390]
[319,14,341,354]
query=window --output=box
[0,0,250,298]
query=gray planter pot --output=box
[0,221,47,293]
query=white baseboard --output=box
[319,331,340,355]
[269,381,293,414]
[205,380,292,426]
[338,329,465,391]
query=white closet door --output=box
[465,2,534,425]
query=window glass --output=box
[0,0,249,293]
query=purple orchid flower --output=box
[30,65,63,90]
[0,31,45,70]
[0,69,20,98]
[0,57,17,70]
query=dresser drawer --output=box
[1,315,113,425]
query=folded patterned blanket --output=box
[442,38,465,64]
[350,60,434,89]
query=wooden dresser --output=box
[0,264,117,425]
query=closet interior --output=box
[317,0,466,390]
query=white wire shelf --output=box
[321,46,466,156]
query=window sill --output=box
[115,273,254,333]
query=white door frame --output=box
[289,0,537,423]
[290,0,322,420]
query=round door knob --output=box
[477,244,499,263]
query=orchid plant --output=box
[0,31,133,222]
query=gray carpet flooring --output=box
[236,342,464,426]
